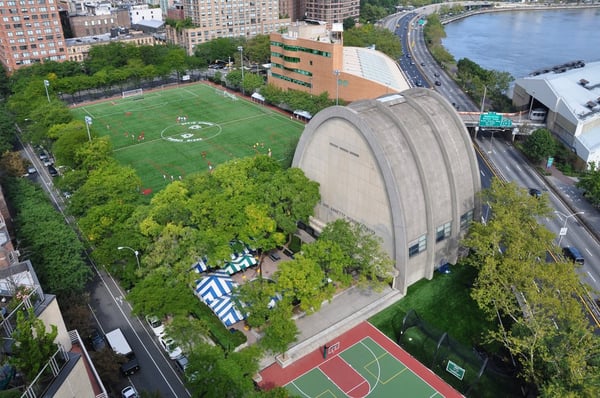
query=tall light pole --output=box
[480,84,487,113]
[333,70,341,105]
[237,46,244,95]
[118,246,140,269]
[84,116,93,142]
[554,210,584,246]
[43,80,50,103]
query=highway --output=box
[381,10,600,328]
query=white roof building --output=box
[513,60,600,166]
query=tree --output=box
[10,308,58,382]
[463,179,600,393]
[49,120,89,168]
[259,300,298,356]
[89,348,127,388]
[275,257,332,314]
[5,178,92,298]
[343,17,356,31]
[128,267,199,318]
[237,279,278,328]
[576,161,600,207]
[165,315,209,356]
[186,344,261,397]
[523,128,556,163]
[319,219,396,289]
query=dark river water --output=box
[441,7,600,79]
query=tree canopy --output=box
[463,178,599,395]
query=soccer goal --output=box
[122,88,143,99]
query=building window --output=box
[436,222,452,243]
[460,210,473,230]
[408,234,427,258]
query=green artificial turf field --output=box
[71,84,305,193]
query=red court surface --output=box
[259,321,463,398]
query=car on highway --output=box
[435,80,442,86]
[434,72,440,78]
[420,62,426,66]
[121,386,139,398]
[146,315,165,336]
[158,334,183,360]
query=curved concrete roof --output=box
[292,88,480,293]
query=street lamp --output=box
[554,210,584,246]
[43,80,50,103]
[480,85,487,113]
[237,46,244,95]
[333,69,341,105]
[84,116,93,142]
[118,246,140,269]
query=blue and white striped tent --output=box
[223,254,258,275]
[195,272,237,304]
[208,295,245,327]
[192,257,210,273]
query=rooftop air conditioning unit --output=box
[579,79,589,86]
[586,101,596,109]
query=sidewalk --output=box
[543,166,600,243]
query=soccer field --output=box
[71,84,305,193]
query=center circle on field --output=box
[161,121,222,143]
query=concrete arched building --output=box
[292,89,481,294]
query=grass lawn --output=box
[71,84,305,194]
[370,264,524,397]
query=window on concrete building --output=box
[408,234,427,258]
[436,222,452,243]
[460,210,473,230]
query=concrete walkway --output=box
[259,285,403,369]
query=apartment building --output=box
[304,0,360,27]
[165,0,289,55]
[0,0,67,73]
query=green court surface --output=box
[71,84,304,193]
[286,337,443,397]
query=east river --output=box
[441,7,600,79]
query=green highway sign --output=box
[446,360,465,380]
[500,117,513,127]
[479,112,502,127]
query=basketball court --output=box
[259,322,463,397]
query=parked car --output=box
[145,315,165,336]
[27,166,36,174]
[47,165,58,177]
[121,386,139,398]
[39,151,49,162]
[528,188,542,198]
[174,354,189,373]
[89,328,106,351]
[159,334,183,359]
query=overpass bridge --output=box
[458,111,546,136]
